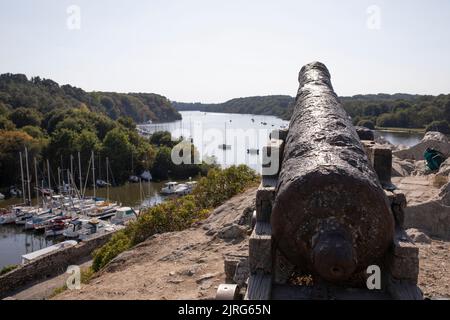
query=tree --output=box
[21,125,45,139]
[117,116,136,130]
[426,120,450,134]
[357,119,375,130]
[0,116,16,130]
[8,107,42,128]
[149,131,176,147]
[0,130,42,187]
[151,146,172,180]
[76,129,101,166]
[46,129,80,169]
[102,128,134,183]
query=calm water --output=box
[374,130,423,147]
[0,112,424,269]
[0,225,56,268]
[140,111,289,173]
[0,182,168,269]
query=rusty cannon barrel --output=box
[271,62,394,284]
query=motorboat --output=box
[110,207,137,225]
[63,219,86,239]
[96,179,110,188]
[129,175,140,183]
[218,144,232,150]
[64,218,116,241]
[88,201,120,218]
[24,210,56,230]
[161,182,179,195]
[0,208,16,225]
[44,217,71,237]
[14,206,40,225]
[161,181,197,196]
[9,186,22,197]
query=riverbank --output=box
[376,126,426,134]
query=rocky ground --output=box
[417,239,450,299]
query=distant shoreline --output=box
[375,127,425,134]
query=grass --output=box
[0,264,18,276]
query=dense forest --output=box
[0,73,181,123]
[174,93,450,133]
[0,74,207,191]
[173,95,293,120]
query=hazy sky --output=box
[1,0,449,103]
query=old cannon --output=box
[217,62,422,300]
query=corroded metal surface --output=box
[271,62,394,284]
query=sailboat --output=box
[218,122,231,150]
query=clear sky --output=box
[1,0,449,103]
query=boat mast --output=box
[78,152,82,195]
[19,152,26,204]
[46,159,51,192]
[24,147,31,205]
[70,154,74,185]
[34,157,39,206]
[57,167,61,194]
[91,151,96,198]
[106,157,110,201]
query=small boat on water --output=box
[160,182,179,195]
[14,207,41,225]
[24,211,56,231]
[110,207,138,225]
[9,186,22,198]
[21,240,78,264]
[218,144,232,150]
[44,217,71,237]
[96,179,110,188]
[63,218,118,241]
[0,208,16,225]
[87,201,120,218]
[161,181,197,196]
[219,122,232,150]
[247,148,260,155]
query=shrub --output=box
[426,120,450,135]
[92,165,259,272]
[357,119,375,130]
[0,264,18,276]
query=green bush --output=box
[426,120,450,134]
[0,264,18,276]
[92,165,259,272]
[357,119,375,130]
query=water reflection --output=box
[374,130,423,147]
[0,225,55,268]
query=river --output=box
[0,111,424,269]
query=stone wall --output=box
[0,232,113,299]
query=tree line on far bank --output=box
[174,93,450,134]
[0,103,214,191]
[0,73,212,192]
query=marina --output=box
[0,112,423,270]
